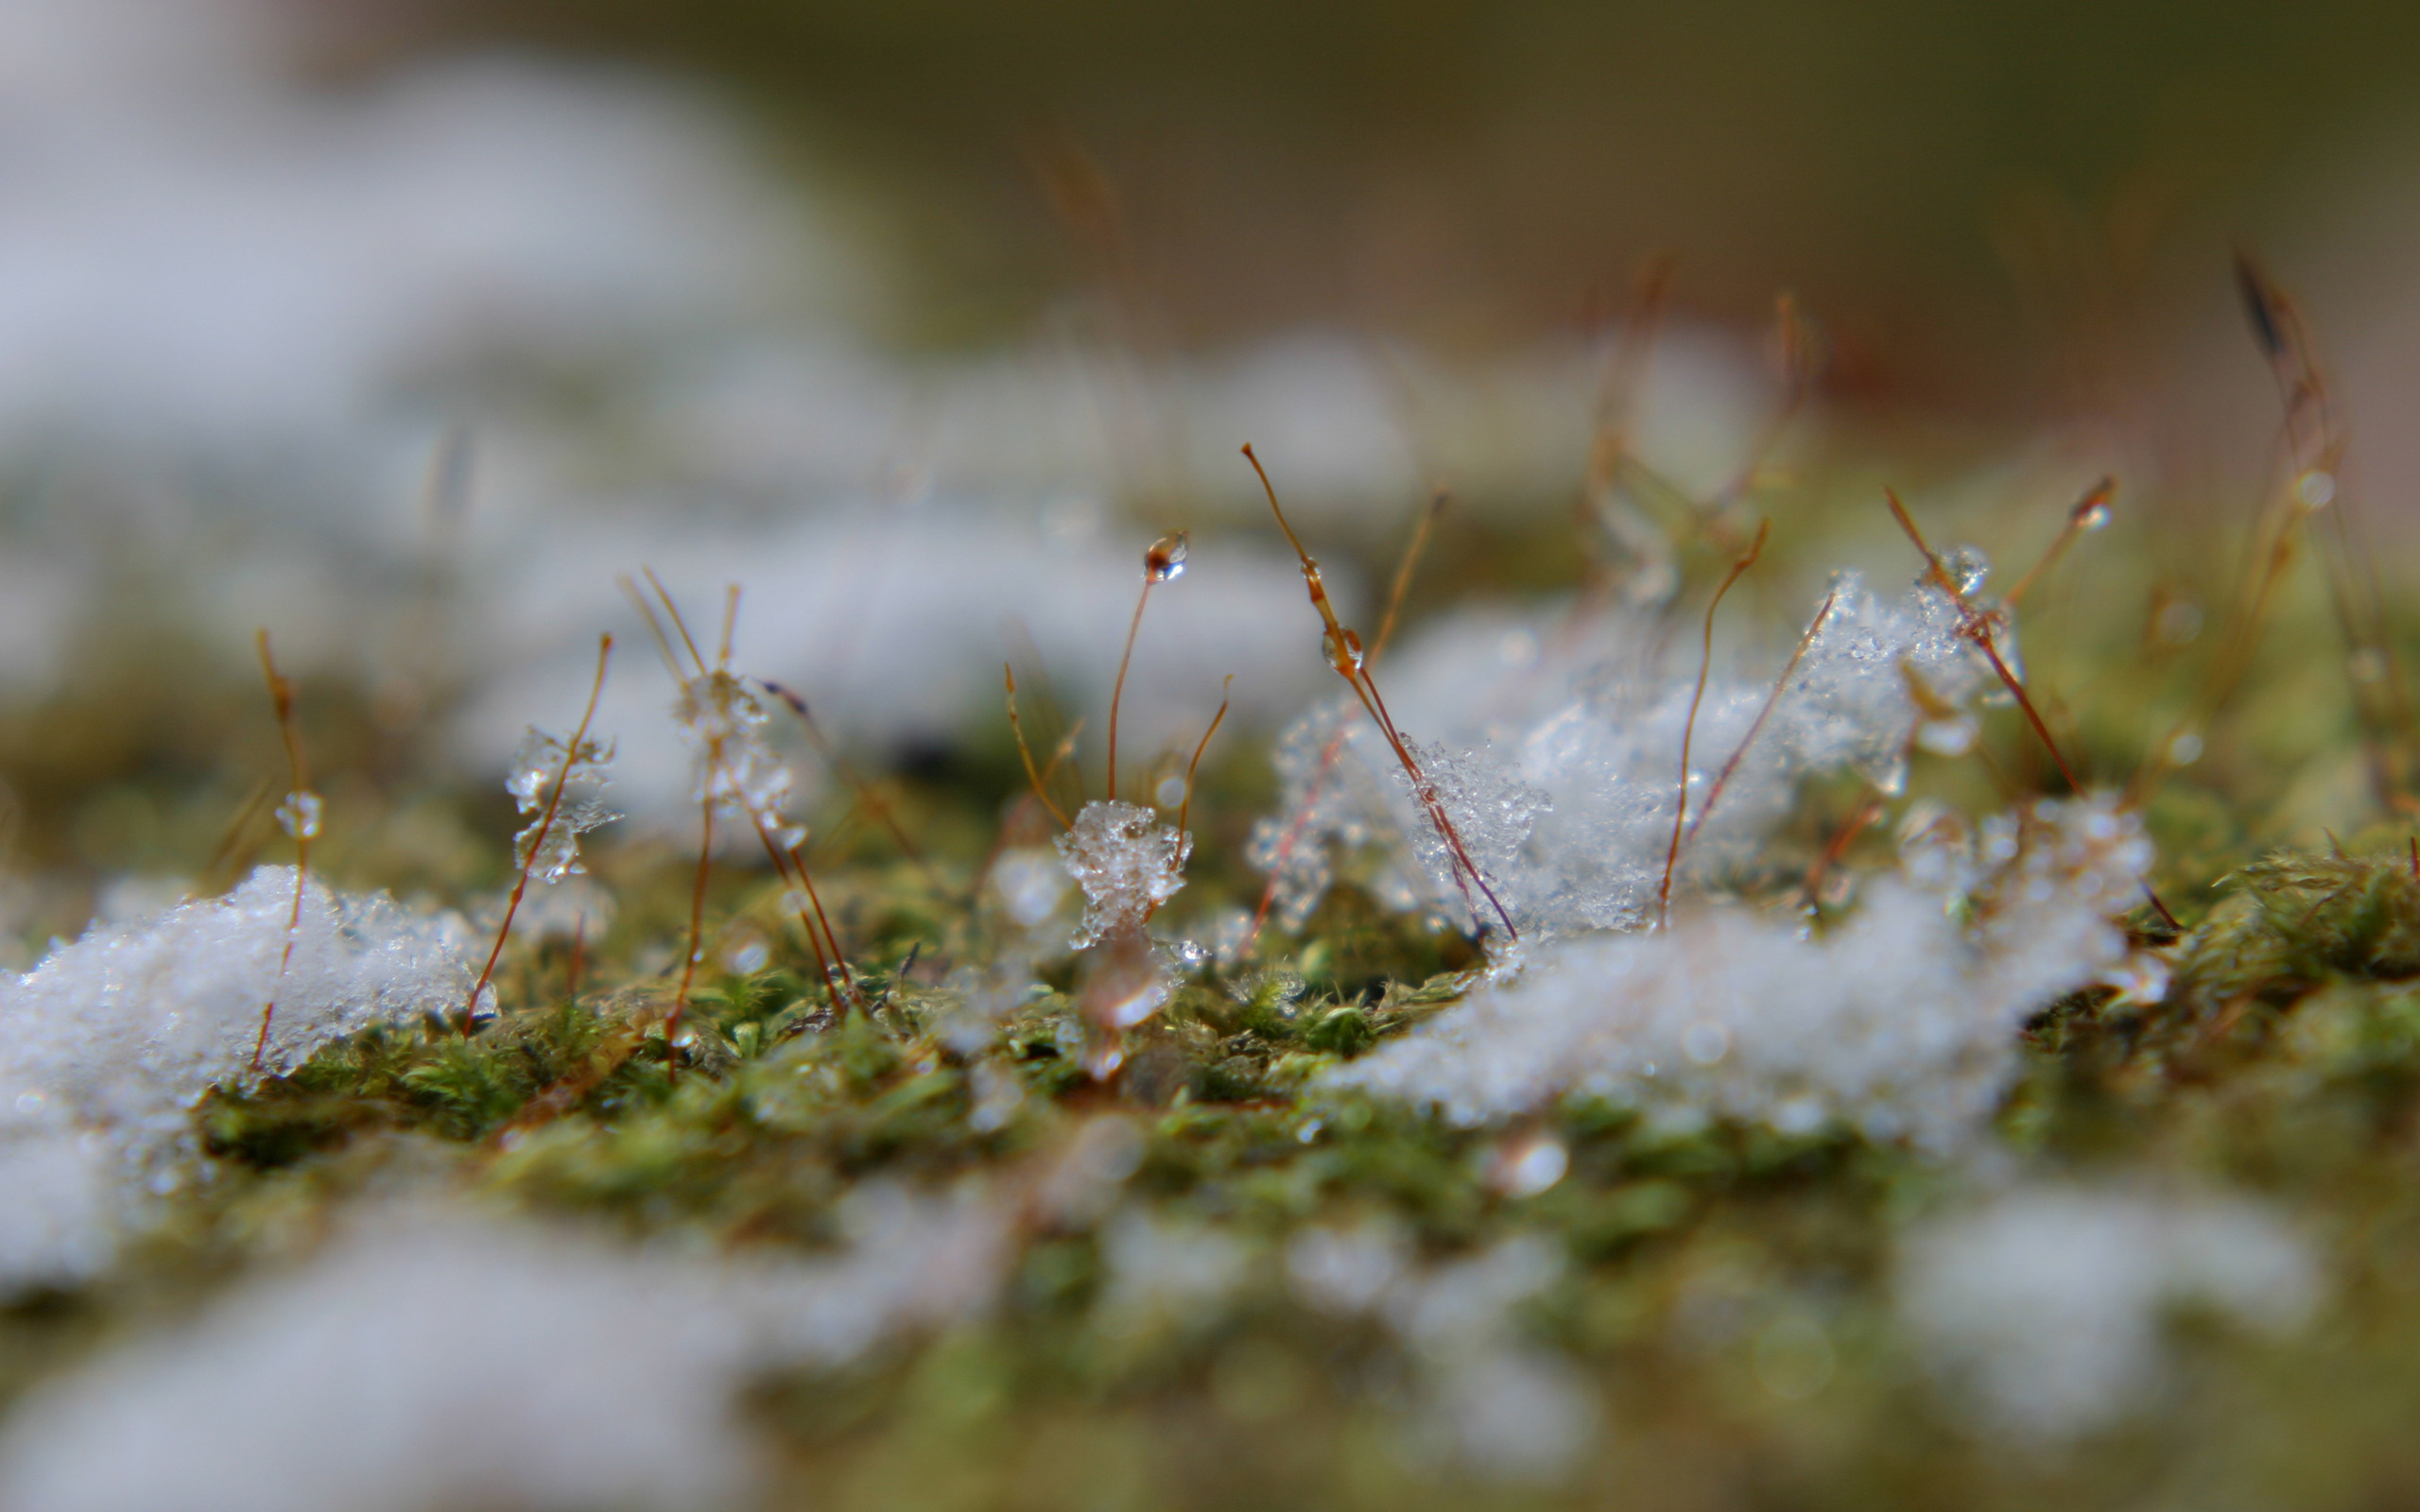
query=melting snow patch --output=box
[1329,798,2153,1152]
[0,867,479,1290]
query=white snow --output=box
[1057,800,1193,950]
[1329,797,2154,1151]
[0,867,480,1290]
[1253,557,2007,937]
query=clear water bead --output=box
[1144,531,1189,582]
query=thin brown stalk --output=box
[1884,489,2084,795]
[1373,489,1449,661]
[648,580,854,1007]
[666,790,715,1074]
[1106,532,1187,802]
[1107,581,1151,802]
[1244,484,1441,952]
[1176,676,1234,837]
[629,575,856,1055]
[1708,294,1813,507]
[463,633,612,1030]
[1005,665,1073,828]
[758,679,948,896]
[199,775,274,899]
[1585,254,1677,501]
[1804,798,1883,909]
[1658,520,1770,928]
[251,632,312,1073]
[1685,589,1836,850]
[2003,476,2115,610]
[1245,443,1517,941]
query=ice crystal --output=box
[1055,799,1192,950]
[672,669,804,850]
[1330,797,2152,1152]
[0,868,480,1289]
[0,1186,1011,1512]
[1898,1184,2319,1440]
[1256,556,2015,936]
[506,726,620,883]
[271,789,321,842]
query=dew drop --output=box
[2076,500,2112,531]
[1145,531,1189,582]
[2168,730,2204,765]
[2298,470,2337,508]
[1490,1133,1569,1197]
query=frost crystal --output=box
[506,726,620,883]
[1898,1184,2318,1440]
[272,789,321,841]
[673,668,802,849]
[1256,557,2012,937]
[0,868,480,1289]
[1055,799,1192,950]
[1330,797,2152,1152]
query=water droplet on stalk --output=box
[1145,532,1188,582]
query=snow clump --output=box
[1255,556,2007,937]
[1896,1183,2319,1440]
[1328,796,2154,1152]
[0,867,479,1291]
[1057,799,1192,950]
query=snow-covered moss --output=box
[1256,559,2008,937]
[0,868,479,1289]
[1329,797,2153,1151]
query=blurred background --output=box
[6,0,2420,918]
